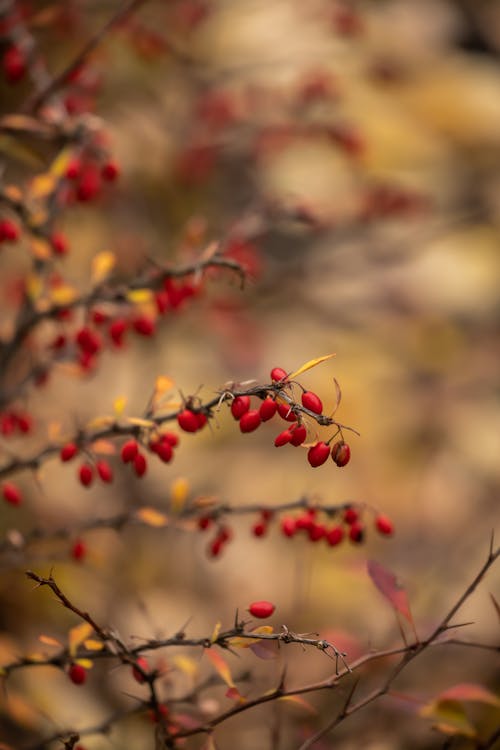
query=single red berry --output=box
[259,397,277,421]
[307,442,330,467]
[154,440,173,463]
[331,441,351,467]
[50,333,67,350]
[375,514,394,536]
[121,440,139,463]
[290,424,307,446]
[91,309,108,325]
[248,600,275,619]
[163,432,179,447]
[308,523,326,542]
[326,525,344,546]
[133,315,155,337]
[281,516,297,537]
[177,409,199,433]
[348,521,364,544]
[0,219,20,242]
[295,509,316,530]
[96,459,113,483]
[270,367,288,382]
[277,402,297,422]
[133,452,147,477]
[218,525,232,543]
[301,391,323,414]
[68,663,87,685]
[79,464,93,487]
[261,509,274,522]
[75,327,101,355]
[0,413,16,436]
[252,520,267,537]
[208,536,223,558]
[65,159,82,180]
[343,507,358,525]
[132,656,150,684]
[155,290,169,314]
[71,539,86,561]
[109,318,127,346]
[60,442,79,462]
[198,515,213,531]
[76,167,101,202]
[239,410,261,433]
[195,412,208,429]
[230,395,251,420]
[274,429,292,447]
[101,160,120,181]
[2,482,22,506]
[3,46,26,83]
[51,232,69,256]
[16,413,32,433]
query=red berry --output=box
[0,219,20,242]
[308,523,326,542]
[281,516,297,537]
[177,409,199,433]
[91,309,108,325]
[163,432,179,447]
[68,663,87,685]
[331,441,351,467]
[121,439,139,463]
[133,452,147,477]
[153,440,173,463]
[76,167,101,202]
[109,318,127,346]
[198,515,213,531]
[270,367,288,382]
[307,442,330,467]
[208,536,223,558]
[277,402,297,422]
[65,159,82,180]
[343,507,358,525]
[71,539,86,561]
[230,395,251,420]
[290,424,307,446]
[301,391,323,414]
[195,412,208,429]
[51,232,69,256]
[248,600,275,619]
[132,656,150,684]
[101,160,120,181]
[133,316,155,337]
[252,521,267,537]
[326,525,344,546]
[60,442,79,462]
[274,429,292,447]
[259,397,277,421]
[348,521,364,544]
[239,410,261,433]
[75,327,101,355]
[79,464,93,487]
[2,482,22,506]
[3,46,26,83]
[96,460,113,483]
[16,413,32,433]
[261,509,274,522]
[375,514,394,536]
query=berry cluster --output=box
[279,506,393,545]
[0,409,32,436]
[229,366,352,469]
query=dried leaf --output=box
[211,622,222,644]
[433,683,500,708]
[49,284,77,306]
[30,173,56,200]
[38,634,62,648]
[249,640,279,660]
[84,639,104,651]
[74,658,93,669]
[91,251,116,284]
[85,415,115,430]
[170,477,190,513]
[228,625,273,648]
[30,238,51,260]
[279,695,318,714]
[25,273,43,302]
[205,649,234,688]
[288,353,336,380]
[172,655,198,679]
[127,288,154,304]
[50,148,72,179]
[153,375,175,407]
[135,507,169,528]
[68,622,93,656]
[126,416,155,428]
[420,700,476,738]
[90,439,116,455]
[367,560,414,625]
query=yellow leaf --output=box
[50,148,72,178]
[86,415,115,430]
[228,625,273,648]
[26,273,43,302]
[49,284,77,306]
[205,649,234,688]
[288,353,336,380]
[135,507,169,527]
[170,477,190,513]
[126,416,155,428]
[172,655,198,678]
[279,695,318,714]
[30,172,56,200]
[84,639,104,651]
[91,251,116,284]
[74,658,93,669]
[39,634,62,647]
[153,375,175,407]
[127,288,154,304]
[68,622,93,656]
[211,622,221,644]
[113,395,127,417]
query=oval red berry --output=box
[270,367,288,382]
[248,600,275,618]
[301,391,323,414]
[231,395,251,420]
[239,410,261,433]
[177,409,199,432]
[307,442,330,467]
[259,397,277,421]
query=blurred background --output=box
[0,1,499,748]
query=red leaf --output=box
[367,559,414,625]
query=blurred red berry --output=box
[133,452,147,477]
[68,663,87,685]
[60,442,79,462]
[79,464,93,487]
[96,459,113,483]
[343,507,358,525]
[326,525,344,546]
[101,160,120,181]
[121,439,138,463]
[0,219,20,242]
[348,522,364,544]
[132,656,150,684]
[2,482,22,506]
[281,516,297,537]
[3,46,26,83]
[71,539,86,561]
[375,514,394,536]
[248,600,275,618]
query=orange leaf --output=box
[68,622,93,656]
[279,695,318,714]
[135,507,169,527]
[225,686,246,703]
[435,683,500,708]
[205,649,234,688]
[38,634,62,648]
[84,639,104,651]
[367,560,414,625]
[91,251,116,284]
